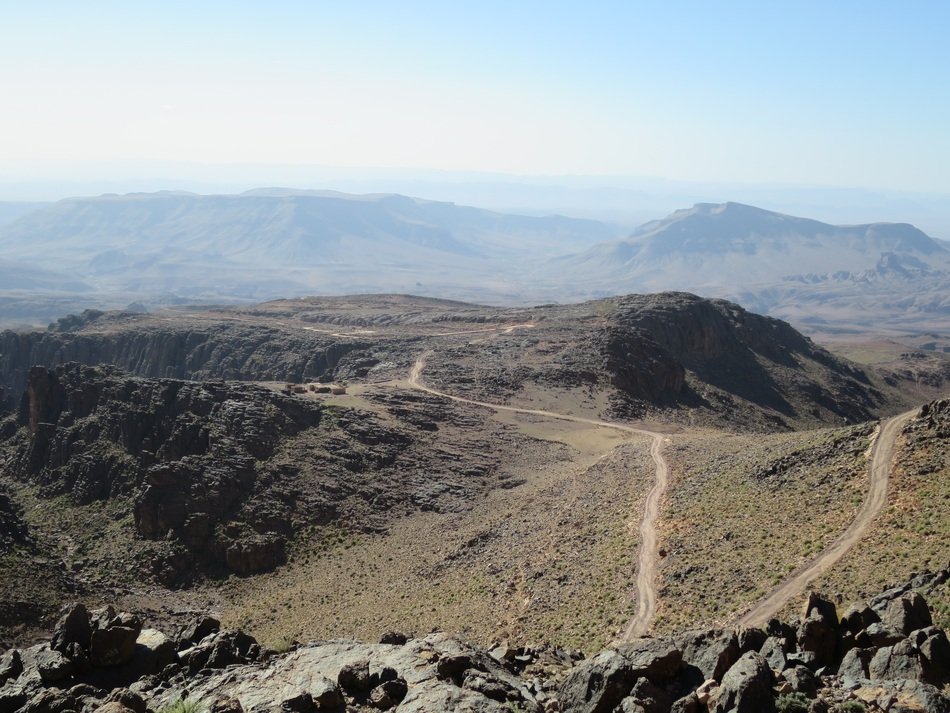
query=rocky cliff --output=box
[0,363,526,591]
[0,315,376,412]
[604,293,883,424]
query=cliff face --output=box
[0,323,372,411]
[0,360,530,588]
[603,293,885,425]
[3,363,338,581]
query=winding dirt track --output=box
[736,408,918,627]
[407,352,668,640]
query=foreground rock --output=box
[0,568,949,712]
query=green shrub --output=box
[159,699,203,713]
[777,692,810,713]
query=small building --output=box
[330,385,347,395]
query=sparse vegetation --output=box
[158,699,204,713]
[776,692,810,713]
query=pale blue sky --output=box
[2,1,949,191]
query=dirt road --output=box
[736,408,917,627]
[407,352,668,639]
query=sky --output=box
[2,1,950,193]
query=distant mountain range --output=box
[0,191,947,333]
[540,202,950,331]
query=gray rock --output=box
[208,698,244,713]
[369,679,408,710]
[310,676,343,709]
[0,685,27,713]
[759,636,787,671]
[51,603,92,655]
[797,594,839,669]
[675,629,740,682]
[856,678,950,713]
[462,670,514,702]
[915,626,950,686]
[0,651,22,685]
[868,627,950,686]
[711,651,776,713]
[36,647,74,683]
[669,692,702,713]
[838,648,873,682]
[101,688,146,713]
[146,634,537,713]
[557,638,681,713]
[840,603,880,636]
[623,678,670,713]
[337,658,372,691]
[176,616,220,649]
[90,627,141,668]
[21,688,79,713]
[862,622,904,648]
[736,628,767,655]
[880,592,933,636]
[783,665,818,698]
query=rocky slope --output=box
[0,357,572,641]
[421,292,892,430]
[1,570,948,713]
[0,293,902,431]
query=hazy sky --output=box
[3,1,950,192]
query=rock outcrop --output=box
[1,570,950,713]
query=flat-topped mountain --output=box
[544,202,950,331]
[1,194,948,334]
[0,190,620,307]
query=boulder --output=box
[797,594,839,668]
[855,679,950,713]
[310,676,343,709]
[880,592,933,636]
[621,678,671,713]
[101,689,147,713]
[0,686,27,713]
[557,639,681,713]
[783,665,818,698]
[862,622,904,648]
[104,629,178,682]
[94,704,136,713]
[180,630,258,672]
[90,626,141,668]
[868,627,950,686]
[369,679,408,710]
[21,688,79,713]
[379,632,408,646]
[669,692,703,713]
[462,670,515,702]
[675,629,740,683]
[338,658,372,691]
[840,603,880,636]
[437,654,477,683]
[36,647,74,683]
[736,628,767,654]
[51,603,92,654]
[176,616,220,649]
[710,651,776,713]
[0,651,22,685]
[759,636,787,671]
[838,648,873,682]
